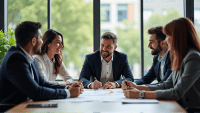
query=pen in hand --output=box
[122,76,129,89]
[94,77,102,89]
[122,75,126,81]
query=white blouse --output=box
[33,53,73,85]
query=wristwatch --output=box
[139,90,145,99]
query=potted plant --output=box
[0,28,16,64]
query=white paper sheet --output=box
[121,98,159,104]
[81,89,111,96]
[102,94,125,102]
[49,89,159,104]
[50,95,103,102]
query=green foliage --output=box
[116,9,183,69]
[116,20,141,67]
[8,0,93,68]
[0,28,16,63]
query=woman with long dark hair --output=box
[34,29,73,85]
[122,17,200,110]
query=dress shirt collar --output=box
[157,49,169,63]
[100,52,114,62]
[19,46,34,64]
[43,53,55,63]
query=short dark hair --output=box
[15,21,42,47]
[101,32,117,45]
[148,26,166,43]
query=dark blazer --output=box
[149,48,200,109]
[79,50,134,88]
[0,46,67,105]
[135,52,171,85]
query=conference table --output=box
[7,100,186,112]
[7,89,186,112]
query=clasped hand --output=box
[90,80,117,89]
[122,81,141,98]
[68,81,84,98]
[121,80,136,90]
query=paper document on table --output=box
[121,98,159,104]
[81,89,111,96]
[50,95,103,102]
[110,89,123,94]
[102,94,125,102]
[49,89,158,104]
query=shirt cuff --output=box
[65,89,70,98]
[148,85,158,91]
[59,81,67,86]
[114,82,120,88]
[66,79,74,83]
[133,82,137,85]
[87,83,92,88]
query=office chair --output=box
[186,108,200,113]
[0,104,15,112]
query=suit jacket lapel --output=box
[113,52,119,81]
[31,62,39,83]
[17,46,36,80]
[173,71,179,85]
[94,51,102,81]
[155,60,161,81]
[163,52,170,74]
[17,46,30,64]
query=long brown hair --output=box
[163,17,200,71]
[39,29,64,75]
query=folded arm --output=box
[149,53,200,100]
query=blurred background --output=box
[6,0,200,79]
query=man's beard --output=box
[33,41,41,54]
[100,50,112,58]
[150,45,162,55]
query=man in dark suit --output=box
[0,21,83,109]
[79,32,134,89]
[135,26,171,85]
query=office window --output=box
[101,4,110,22]
[8,0,47,34]
[143,9,153,23]
[162,0,174,1]
[101,0,141,78]
[51,0,93,79]
[194,0,200,39]
[195,9,200,25]
[118,4,128,22]
[162,9,167,15]
[143,0,184,75]
[101,30,110,35]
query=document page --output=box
[49,89,159,104]
[121,98,159,104]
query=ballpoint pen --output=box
[94,77,102,89]
[122,75,128,88]
[122,75,126,81]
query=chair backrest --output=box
[185,107,200,113]
[0,104,15,112]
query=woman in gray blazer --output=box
[122,17,200,109]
